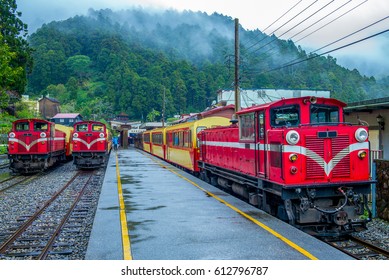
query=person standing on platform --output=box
[113,136,119,151]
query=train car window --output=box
[310,105,339,124]
[15,122,29,131]
[239,113,255,141]
[270,105,300,127]
[92,124,104,131]
[183,130,191,148]
[143,133,150,143]
[34,122,48,131]
[179,131,184,146]
[173,132,179,146]
[167,133,173,146]
[258,112,265,139]
[76,124,88,131]
[196,126,207,147]
[152,133,163,145]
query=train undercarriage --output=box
[198,161,372,237]
[8,151,65,174]
[73,152,107,169]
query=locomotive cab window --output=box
[92,124,104,131]
[15,122,30,131]
[310,105,339,124]
[270,105,300,127]
[239,113,255,141]
[34,122,48,131]
[77,124,88,131]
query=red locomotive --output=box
[8,119,72,174]
[197,96,372,236]
[72,121,112,169]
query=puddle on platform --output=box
[127,220,155,231]
[120,175,141,185]
[143,205,166,211]
[100,206,120,210]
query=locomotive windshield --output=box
[15,122,29,131]
[270,105,300,127]
[310,105,339,124]
[76,124,88,131]
[34,122,48,131]
[92,124,104,131]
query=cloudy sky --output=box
[17,0,389,77]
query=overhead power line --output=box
[289,0,352,41]
[249,0,336,55]
[243,0,302,49]
[262,29,389,74]
[270,15,389,69]
[246,0,319,51]
[294,0,369,43]
[243,0,302,48]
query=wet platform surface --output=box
[86,147,353,260]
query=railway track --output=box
[0,170,96,260]
[0,175,38,193]
[323,235,389,260]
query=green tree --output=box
[0,34,23,110]
[0,0,32,93]
[146,109,160,122]
[66,55,92,82]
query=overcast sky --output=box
[17,0,389,77]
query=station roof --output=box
[345,96,389,113]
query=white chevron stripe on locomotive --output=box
[284,142,369,176]
[202,141,369,176]
[8,137,65,151]
[73,138,106,149]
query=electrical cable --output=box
[294,0,368,43]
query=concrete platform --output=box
[86,147,353,260]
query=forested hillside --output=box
[26,8,388,121]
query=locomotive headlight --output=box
[358,150,367,159]
[289,153,298,162]
[73,133,79,138]
[286,130,300,145]
[99,133,104,138]
[355,128,368,142]
[40,132,46,138]
[9,132,15,138]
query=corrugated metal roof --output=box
[52,113,81,118]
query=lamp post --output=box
[377,114,385,153]
[377,114,385,130]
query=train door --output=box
[256,111,266,177]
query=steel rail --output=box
[0,171,82,254]
[37,172,93,259]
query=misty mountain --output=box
[26,8,387,120]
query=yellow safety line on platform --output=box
[116,152,132,260]
[149,156,318,260]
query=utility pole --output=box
[162,87,165,127]
[234,18,241,114]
